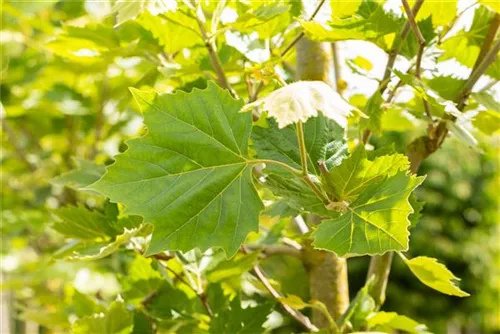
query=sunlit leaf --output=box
[473,110,500,135]
[366,311,428,333]
[90,82,263,256]
[313,172,425,257]
[400,255,470,297]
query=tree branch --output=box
[366,14,500,308]
[250,0,327,102]
[362,0,425,144]
[194,8,237,99]
[379,0,425,94]
[241,246,318,332]
[154,256,214,317]
[456,37,500,109]
[401,0,433,122]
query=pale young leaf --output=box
[242,81,359,129]
[401,255,470,297]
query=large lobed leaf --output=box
[90,82,263,256]
[314,172,424,256]
[322,146,409,201]
[313,146,424,256]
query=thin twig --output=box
[366,13,500,309]
[280,0,326,58]
[379,0,425,94]
[401,0,426,78]
[193,7,237,99]
[241,246,318,332]
[363,0,425,145]
[401,0,433,122]
[250,0,327,102]
[157,258,214,317]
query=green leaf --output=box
[473,110,500,135]
[472,92,500,111]
[129,87,157,113]
[381,107,416,132]
[111,0,177,26]
[52,159,106,190]
[480,0,500,14]
[207,252,259,283]
[360,91,384,133]
[72,300,134,334]
[440,7,500,79]
[252,115,347,216]
[426,76,466,101]
[71,290,106,318]
[252,115,346,175]
[322,146,410,202]
[408,193,425,229]
[413,0,457,27]
[137,11,201,54]
[313,172,425,256]
[209,297,273,334]
[279,294,309,310]
[230,3,291,38]
[351,56,373,71]
[52,205,123,239]
[89,82,263,256]
[301,1,402,50]
[143,282,194,319]
[330,0,362,18]
[366,311,428,333]
[65,224,153,261]
[400,255,470,297]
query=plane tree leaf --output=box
[252,115,346,176]
[252,115,347,216]
[209,297,273,334]
[52,205,125,239]
[400,255,470,297]
[72,300,134,334]
[64,224,153,261]
[314,166,425,256]
[366,311,428,333]
[52,159,106,190]
[322,146,410,202]
[439,7,500,79]
[89,82,263,256]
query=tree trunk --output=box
[296,38,350,326]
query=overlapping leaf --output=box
[72,300,134,334]
[314,172,424,256]
[90,82,263,256]
[252,115,347,216]
[322,146,409,201]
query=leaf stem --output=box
[297,121,309,176]
[366,13,500,309]
[253,159,302,176]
